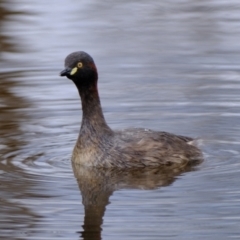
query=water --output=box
[0,0,240,239]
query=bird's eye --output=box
[77,62,83,68]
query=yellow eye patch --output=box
[70,67,78,75]
[70,62,83,75]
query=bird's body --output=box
[60,51,203,168]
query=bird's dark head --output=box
[60,51,98,86]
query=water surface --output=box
[1,0,240,239]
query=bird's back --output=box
[72,128,203,168]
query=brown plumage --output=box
[60,51,203,168]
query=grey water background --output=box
[1,0,240,239]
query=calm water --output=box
[1,0,240,239]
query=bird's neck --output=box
[76,80,113,136]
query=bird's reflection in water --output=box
[72,161,200,240]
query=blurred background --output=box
[0,0,240,239]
